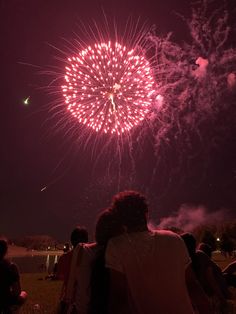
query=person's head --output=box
[70,226,88,248]
[63,242,70,253]
[111,190,148,232]
[95,209,122,246]
[0,239,8,260]
[198,242,212,258]
[181,233,196,260]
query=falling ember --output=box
[62,41,155,135]
[23,96,30,106]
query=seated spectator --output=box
[198,242,213,258]
[0,239,27,313]
[57,226,88,313]
[105,191,211,314]
[45,262,58,280]
[198,242,236,289]
[222,261,236,288]
[181,233,230,313]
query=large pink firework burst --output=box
[62,41,155,135]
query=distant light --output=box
[41,186,47,192]
[48,246,51,250]
[217,237,220,242]
[23,96,30,106]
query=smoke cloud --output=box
[156,205,227,232]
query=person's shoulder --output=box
[109,230,179,244]
[58,250,73,265]
[83,242,97,250]
[196,250,210,260]
[0,258,11,267]
[62,250,73,259]
[154,229,182,240]
[8,262,20,279]
[9,262,19,272]
[196,250,213,262]
[196,250,213,266]
[1,258,18,271]
[82,243,100,259]
[154,230,187,247]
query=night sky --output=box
[1,0,235,241]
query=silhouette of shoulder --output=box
[108,229,185,248]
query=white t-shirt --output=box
[106,230,194,314]
[74,243,99,314]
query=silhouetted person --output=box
[222,261,236,288]
[88,209,122,314]
[198,242,213,258]
[181,233,230,313]
[57,226,88,313]
[45,262,58,280]
[0,239,27,313]
[220,233,234,258]
[199,242,236,289]
[66,209,122,313]
[105,191,211,314]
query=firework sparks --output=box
[62,41,155,135]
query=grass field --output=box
[21,274,62,313]
[19,254,236,313]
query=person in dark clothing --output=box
[198,242,213,258]
[198,242,236,289]
[0,239,27,313]
[181,233,230,313]
[88,209,122,314]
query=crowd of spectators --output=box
[1,190,236,313]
